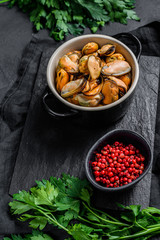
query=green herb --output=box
[8,174,160,239]
[3,230,53,240]
[0,0,140,40]
[0,0,8,3]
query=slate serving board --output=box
[9,52,160,210]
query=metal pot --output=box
[43,33,141,124]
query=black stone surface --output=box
[9,54,159,211]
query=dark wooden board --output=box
[9,53,160,210]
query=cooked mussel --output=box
[79,55,89,74]
[119,73,132,89]
[66,50,82,57]
[58,55,79,74]
[82,42,99,55]
[101,60,131,77]
[75,93,103,107]
[98,44,115,57]
[66,94,79,105]
[61,78,86,98]
[89,79,100,90]
[82,80,90,93]
[56,69,69,93]
[102,80,119,104]
[56,64,62,73]
[107,76,127,93]
[56,41,133,108]
[68,52,82,63]
[84,81,103,96]
[106,53,125,63]
[88,55,101,80]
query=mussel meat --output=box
[68,52,82,63]
[106,53,125,63]
[90,52,98,57]
[79,55,89,74]
[84,81,103,96]
[88,55,101,80]
[61,78,86,98]
[89,79,100,90]
[66,94,79,105]
[98,44,115,57]
[66,50,82,57]
[107,76,127,93]
[55,41,133,108]
[75,93,103,107]
[101,60,131,77]
[56,69,69,93]
[102,80,119,104]
[119,73,132,89]
[58,55,79,74]
[82,80,90,93]
[82,42,99,55]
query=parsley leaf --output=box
[3,230,54,240]
[3,0,140,40]
[8,174,160,240]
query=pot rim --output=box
[47,34,139,111]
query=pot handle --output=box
[113,32,142,62]
[42,90,79,118]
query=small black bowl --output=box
[85,129,152,192]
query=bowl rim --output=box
[85,129,153,192]
[47,34,139,111]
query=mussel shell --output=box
[119,90,125,97]
[61,78,86,98]
[101,60,131,77]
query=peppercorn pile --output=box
[92,141,145,188]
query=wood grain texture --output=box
[9,53,160,212]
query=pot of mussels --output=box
[44,34,141,124]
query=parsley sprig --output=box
[8,174,160,239]
[3,230,53,240]
[0,0,140,40]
